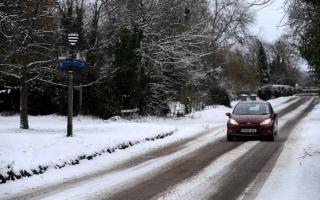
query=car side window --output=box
[259,104,270,114]
[268,103,274,114]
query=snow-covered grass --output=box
[0,115,176,183]
[0,96,296,186]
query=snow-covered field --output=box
[0,96,298,199]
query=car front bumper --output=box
[227,124,274,137]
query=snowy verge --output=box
[0,117,176,184]
[0,130,175,183]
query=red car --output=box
[226,101,278,141]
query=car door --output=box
[269,103,278,133]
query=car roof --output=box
[236,100,269,104]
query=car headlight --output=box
[229,118,239,126]
[260,118,272,126]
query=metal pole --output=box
[67,70,74,137]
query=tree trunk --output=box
[20,66,29,129]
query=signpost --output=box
[58,33,86,137]
[67,70,73,137]
[67,33,79,46]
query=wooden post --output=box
[67,71,73,137]
[79,83,83,115]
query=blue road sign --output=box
[58,59,86,70]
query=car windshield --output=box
[233,103,270,115]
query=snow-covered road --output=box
[240,97,320,200]
[1,96,319,200]
[155,97,318,200]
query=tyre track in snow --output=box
[208,97,319,200]
[276,96,310,117]
[272,96,299,109]
[238,96,320,200]
[100,97,312,200]
[103,138,244,200]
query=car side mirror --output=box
[226,113,231,118]
[273,113,278,118]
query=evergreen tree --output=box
[289,0,320,80]
[299,24,320,80]
[111,26,144,112]
[256,40,270,85]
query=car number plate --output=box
[241,129,257,133]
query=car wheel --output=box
[227,135,233,141]
[268,134,275,141]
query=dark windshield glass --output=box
[233,103,270,115]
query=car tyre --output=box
[227,135,233,141]
[268,134,275,141]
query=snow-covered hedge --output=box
[0,131,174,184]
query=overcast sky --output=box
[250,1,309,71]
[250,0,287,43]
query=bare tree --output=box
[0,0,59,129]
